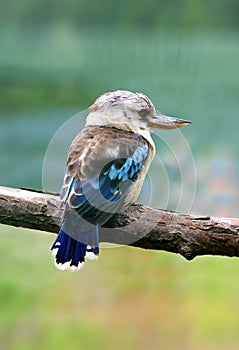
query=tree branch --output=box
[0,186,239,260]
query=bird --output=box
[51,90,191,271]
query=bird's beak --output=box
[148,114,192,130]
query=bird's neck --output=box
[86,110,155,153]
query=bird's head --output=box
[86,90,191,133]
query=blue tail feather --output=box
[71,240,87,266]
[51,228,99,271]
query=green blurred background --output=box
[1,1,239,349]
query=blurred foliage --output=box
[1,226,239,350]
[1,0,239,30]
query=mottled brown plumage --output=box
[61,125,153,207]
[67,126,150,176]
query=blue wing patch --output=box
[64,141,149,221]
[100,142,149,201]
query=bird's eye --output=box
[138,108,148,118]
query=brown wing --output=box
[60,125,149,225]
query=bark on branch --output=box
[0,186,239,260]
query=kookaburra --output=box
[51,90,191,271]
